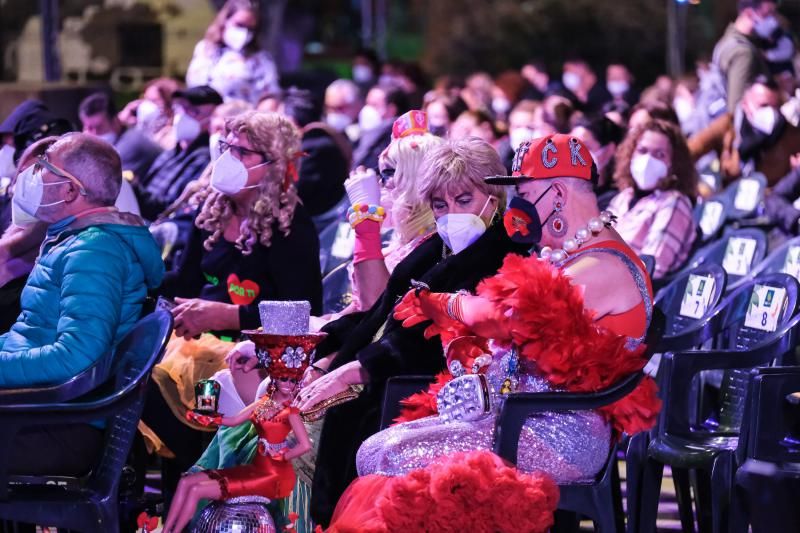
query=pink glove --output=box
[353,220,383,264]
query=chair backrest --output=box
[693,195,729,242]
[731,236,800,293]
[722,173,767,221]
[86,310,173,496]
[639,254,656,279]
[682,228,767,287]
[318,220,354,276]
[742,366,800,464]
[655,263,727,346]
[710,274,800,433]
[321,262,354,315]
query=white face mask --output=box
[492,97,511,115]
[630,153,668,191]
[562,72,582,92]
[209,132,223,161]
[750,106,778,135]
[607,80,630,97]
[352,64,374,84]
[326,112,353,131]
[753,13,779,39]
[673,97,694,124]
[223,24,253,52]
[0,145,16,179]
[97,132,117,145]
[12,165,70,223]
[509,127,536,151]
[136,99,161,126]
[210,149,269,195]
[358,105,383,131]
[173,112,202,142]
[436,196,495,254]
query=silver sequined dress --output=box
[355,346,611,483]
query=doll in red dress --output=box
[163,330,318,533]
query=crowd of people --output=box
[0,0,798,530]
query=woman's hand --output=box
[345,166,382,206]
[294,361,363,411]
[172,298,239,340]
[226,340,260,373]
[185,410,222,427]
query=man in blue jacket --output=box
[0,132,165,475]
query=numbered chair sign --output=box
[783,245,800,281]
[744,284,787,332]
[331,222,356,259]
[679,274,716,319]
[699,201,724,237]
[733,178,761,212]
[722,237,757,276]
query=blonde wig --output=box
[195,111,301,255]
[382,132,444,243]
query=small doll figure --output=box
[163,335,314,533]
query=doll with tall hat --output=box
[163,301,325,533]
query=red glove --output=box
[394,289,470,340]
[186,410,222,427]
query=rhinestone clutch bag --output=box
[436,373,493,423]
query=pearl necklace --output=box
[539,210,617,264]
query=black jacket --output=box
[765,167,800,234]
[297,126,349,216]
[310,221,530,525]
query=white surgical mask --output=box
[750,106,778,135]
[223,24,253,52]
[136,99,161,125]
[630,153,668,191]
[492,97,511,115]
[209,132,223,161]
[352,65,374,84]
[673,97,694,124]
[509,127,535,151]
[358,105,382,131]
[436,196,495,254]
[12,165,70,223]
[173,112,202,143]
[97,132,117,145]
[562,72,581,92]
[210,149,269,195]
[607,80,630,97]
[0,145,16,179]
[753,14,779,39]
[326,112,353,131]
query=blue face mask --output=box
[503,186,554,245]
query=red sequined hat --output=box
[242,331,326,381]
[485,133,597,185]
[392,110,429,139]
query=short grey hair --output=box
[326,79,361,105]
[47,133,122,206]
[418,137,507,208]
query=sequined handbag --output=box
[436,373,493,423]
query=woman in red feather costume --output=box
[326,134,661,533]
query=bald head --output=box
[47,133,122,206]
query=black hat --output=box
[173,86,224,106]
[0,99,48,135]
[12,107,75,162]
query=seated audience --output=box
[570,115,625,201]
[118,77,183,150]
[352,84,410,170]
[324,79,363,143]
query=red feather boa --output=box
[396,253,661,438]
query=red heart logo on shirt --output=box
[227,274,260,306]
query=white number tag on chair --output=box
[722,237,757,276]
[331,222,356,259]
[744,284,787,332]
[699,201,724,237]
[679,274,716,319]
[733,178,761,212]
[782,245,800,280]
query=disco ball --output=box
[192,496,277,533]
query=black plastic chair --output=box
[635,274,800,533]
[721,173,767,222]
[380,375,438,430]
[321,262,354,315]
[639,255,656,279]
[726,235,800,294]
[0,310,173,533]
[693,196,730,244]
[734,366,800,533]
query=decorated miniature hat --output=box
[485,133,597,185]
[392,110,429,140]
[242,301,326,381]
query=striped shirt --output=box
[608,188,696,279]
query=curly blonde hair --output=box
[195,111,301,255]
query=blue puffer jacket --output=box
[0,210,165,387]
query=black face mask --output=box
[503,185,554,245]
[429,124,448,137]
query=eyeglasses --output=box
[277,377,298,383]
[218,140,273,163]
[35,157,88,196]
[379,167,395,185]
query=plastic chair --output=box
[635,274,800,533]
[726,235,800,293]
[318,221,394,276]
[693,196,730,243]
[380,375,438,430]
[321,262,354,315]
[721,173,767,221]
[0,310,173,533]
[639,255,656,279]
[734,366,800,533]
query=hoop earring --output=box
[550,214,568,237]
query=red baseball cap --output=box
[485,133,597,185]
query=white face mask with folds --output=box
[173,112,202,143]
[750,106,778,135]
[436,196,495,254]
[0,145,16,179]
[630,153,668,191]
[210,149,270,195]
[223,24,253,52]
[11,165,70,226]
